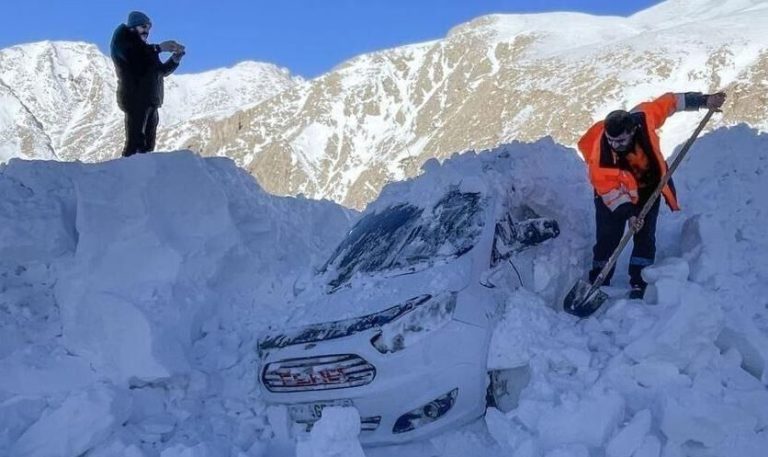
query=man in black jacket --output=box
[110,11,185,157]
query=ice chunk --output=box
[0,397,47,454]
[605,409,651,457]
[10,385,132,457]
[630,361,691,390]
[538,389,624,448]
[57,292,171,383]
[485,407,533,452]
[633,435,661,457]
[0,350,96,395]
[661,389,758,449]
[624,283,723,370]
[641,257,689,283]
[641,258,690,306]
[296,407,365,457]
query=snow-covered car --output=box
[257,186,559,445]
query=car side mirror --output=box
[491,215,560,265]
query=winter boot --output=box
[629,283,646,300]
[629,264,648,299]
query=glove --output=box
[172,49,186,63]
[705,92,726,112]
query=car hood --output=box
[259,253,475,351]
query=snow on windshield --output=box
[322,189,485,288]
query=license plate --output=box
[288,399,354,423]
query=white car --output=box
[258,187,559,445]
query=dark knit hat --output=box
[126,11,151,28]
[604,110,635,137]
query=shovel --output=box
[564,109,716,317]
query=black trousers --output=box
[122,104,159,157]
[589,195,660,288]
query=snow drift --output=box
[1,125,767,457]
[0,152,353,456]
[485,125,768,457]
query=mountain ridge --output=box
[2,0,767,208]
[0,40,300,161]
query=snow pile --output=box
[485,125,768,457]
[674,124,768,384]
[10,385,131,457]
[296,407,366,457]
[281,136,591,330]
[2,125,767,457]
[373,138,593,301]
[0,151,353,456]
[487,258,767,456]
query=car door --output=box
[482,205,560,289]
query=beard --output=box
[613,136,636,154]
[140,32,149,41]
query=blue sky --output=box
[2,1,662,77]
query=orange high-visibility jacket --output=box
[577,92,696,212]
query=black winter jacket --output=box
[110,24,179,110]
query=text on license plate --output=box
[288,399,354,423]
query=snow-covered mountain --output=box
[161,0,768,208]
[2,0,767,209]
[0,41,300,162]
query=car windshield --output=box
[323,190,485,289]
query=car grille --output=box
[262,354,376,392]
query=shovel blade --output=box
[563,279,609,318]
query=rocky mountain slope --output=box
[2,0,767,208]
[0,41,299,162]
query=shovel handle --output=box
[587,109,716,295]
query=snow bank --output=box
[2,125,767,457]
[374,137,593,304]
[675,124,768,384]
[485,126,768,457]
[0,151,353,456]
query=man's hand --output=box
[628,216,644,233]
[158,40,182,52]
[706,92,727,112]
[171,49,186,63]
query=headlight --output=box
[393,389,458,434]
[370,292,457,354]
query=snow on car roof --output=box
[366,137,587,226]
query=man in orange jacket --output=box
[578,91,726,298]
